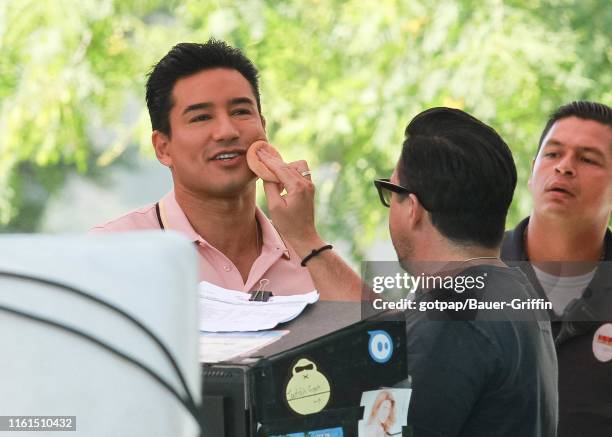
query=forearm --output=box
[291,238,363,301]
[256,155,363,299]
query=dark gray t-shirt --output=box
[405,265,558,437]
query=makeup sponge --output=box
[246,140,283,182]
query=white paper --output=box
[199,281,319,332]
[200,330,289,363]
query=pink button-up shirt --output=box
[90,191,315,295]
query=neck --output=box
[409,232,503,275]
[175,185,259,258]
[527,213,606,262]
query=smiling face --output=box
[529,116,612,223]
[152,68,267,198]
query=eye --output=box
[232,108,252,116]
[580,156,598,165]
[189,114,212,123]
[543,152,558,158]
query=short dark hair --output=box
[537,101,612,153]
[145,39,261,136]
[398,107,517,248]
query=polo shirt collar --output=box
[158,191,201,243]
[255,207,291,260]
[158,190,291,259]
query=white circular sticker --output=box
[368,330,393,363]
[592,323,612,363]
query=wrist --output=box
[300,244,333,267]
[289,235,326,259]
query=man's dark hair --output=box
[398,107,517,248]
[537,101,612,153]
[145,39,261,136]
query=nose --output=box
[554,155,575,176]
[211,114,239,143]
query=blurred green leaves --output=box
[0,0,609,258]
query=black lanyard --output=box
[155,202,164,230]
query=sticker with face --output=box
[368,330,393,363]
[285,358,331,415]
[592,323,612,363]
[358,388,411,436]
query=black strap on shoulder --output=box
[155,202,164,230]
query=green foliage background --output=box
[0,0,610,257]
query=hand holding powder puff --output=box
[246,140,283,182]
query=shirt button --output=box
[223,265,231,272]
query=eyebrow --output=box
[229,97,256,107]
[182,102,211,115]
[543,140,606,159]
[182,97,256,115]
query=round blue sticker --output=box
[368,330,393,363]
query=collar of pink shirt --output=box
[158,191,290,257]
[158,191,313,294]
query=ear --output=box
[395,194,425,232]
[152,130,172,167]
[407,194,426,227]
[527,158,536,188]
[261,114,267,132]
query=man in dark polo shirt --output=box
[376,107,558,436]
[502,101,612,437]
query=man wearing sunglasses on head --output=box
[374,107,557,437]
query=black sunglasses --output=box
[373,178,413,208]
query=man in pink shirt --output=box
[91,39,361,300]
